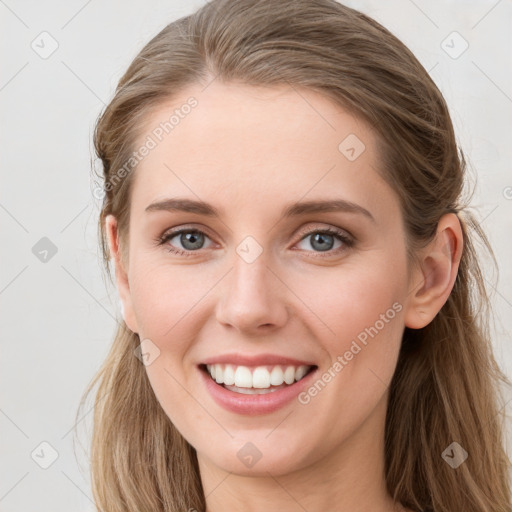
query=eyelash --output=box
[155,225,354,258]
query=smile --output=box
[198,363,319,415]
[205,363,314,392]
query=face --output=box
[109,81,419,476]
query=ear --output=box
[105,215,139,334]
[404,213,464,329]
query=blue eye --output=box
[158,229,213,256]
[296,228,353,253]
[156,226,354,257]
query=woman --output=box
[81,0,512,510]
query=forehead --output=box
[129,81,395,220]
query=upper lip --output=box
[200,353,316,367]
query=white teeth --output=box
[223,383,287,394]
[234,366,253,387]
[223,364,235,386]
[295,365,308,381]
[270,366,284,386]
[284,366,295,385]
[205,363,313,389]
[252,367,270,388]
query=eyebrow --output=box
[145,197,375,223]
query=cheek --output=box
[288,260,406,440]
[302,259,403,326]
[128,260,209,430]
[293,256,407,374]
[129,257,214,339]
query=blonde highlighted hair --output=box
[79,1,512,510]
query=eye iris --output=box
[311,233,334,252]
[181,231,204,250]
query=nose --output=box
[215,251,289,335]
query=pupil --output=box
[182,231,203,250]
[312,233,333,251]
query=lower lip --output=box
[198,365,318,416]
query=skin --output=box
[106,81,463,512]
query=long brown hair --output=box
[79,1,512,510]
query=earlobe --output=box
[105,215,139,334]
[404,213,464,330]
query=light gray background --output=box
[1,1,511,510]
